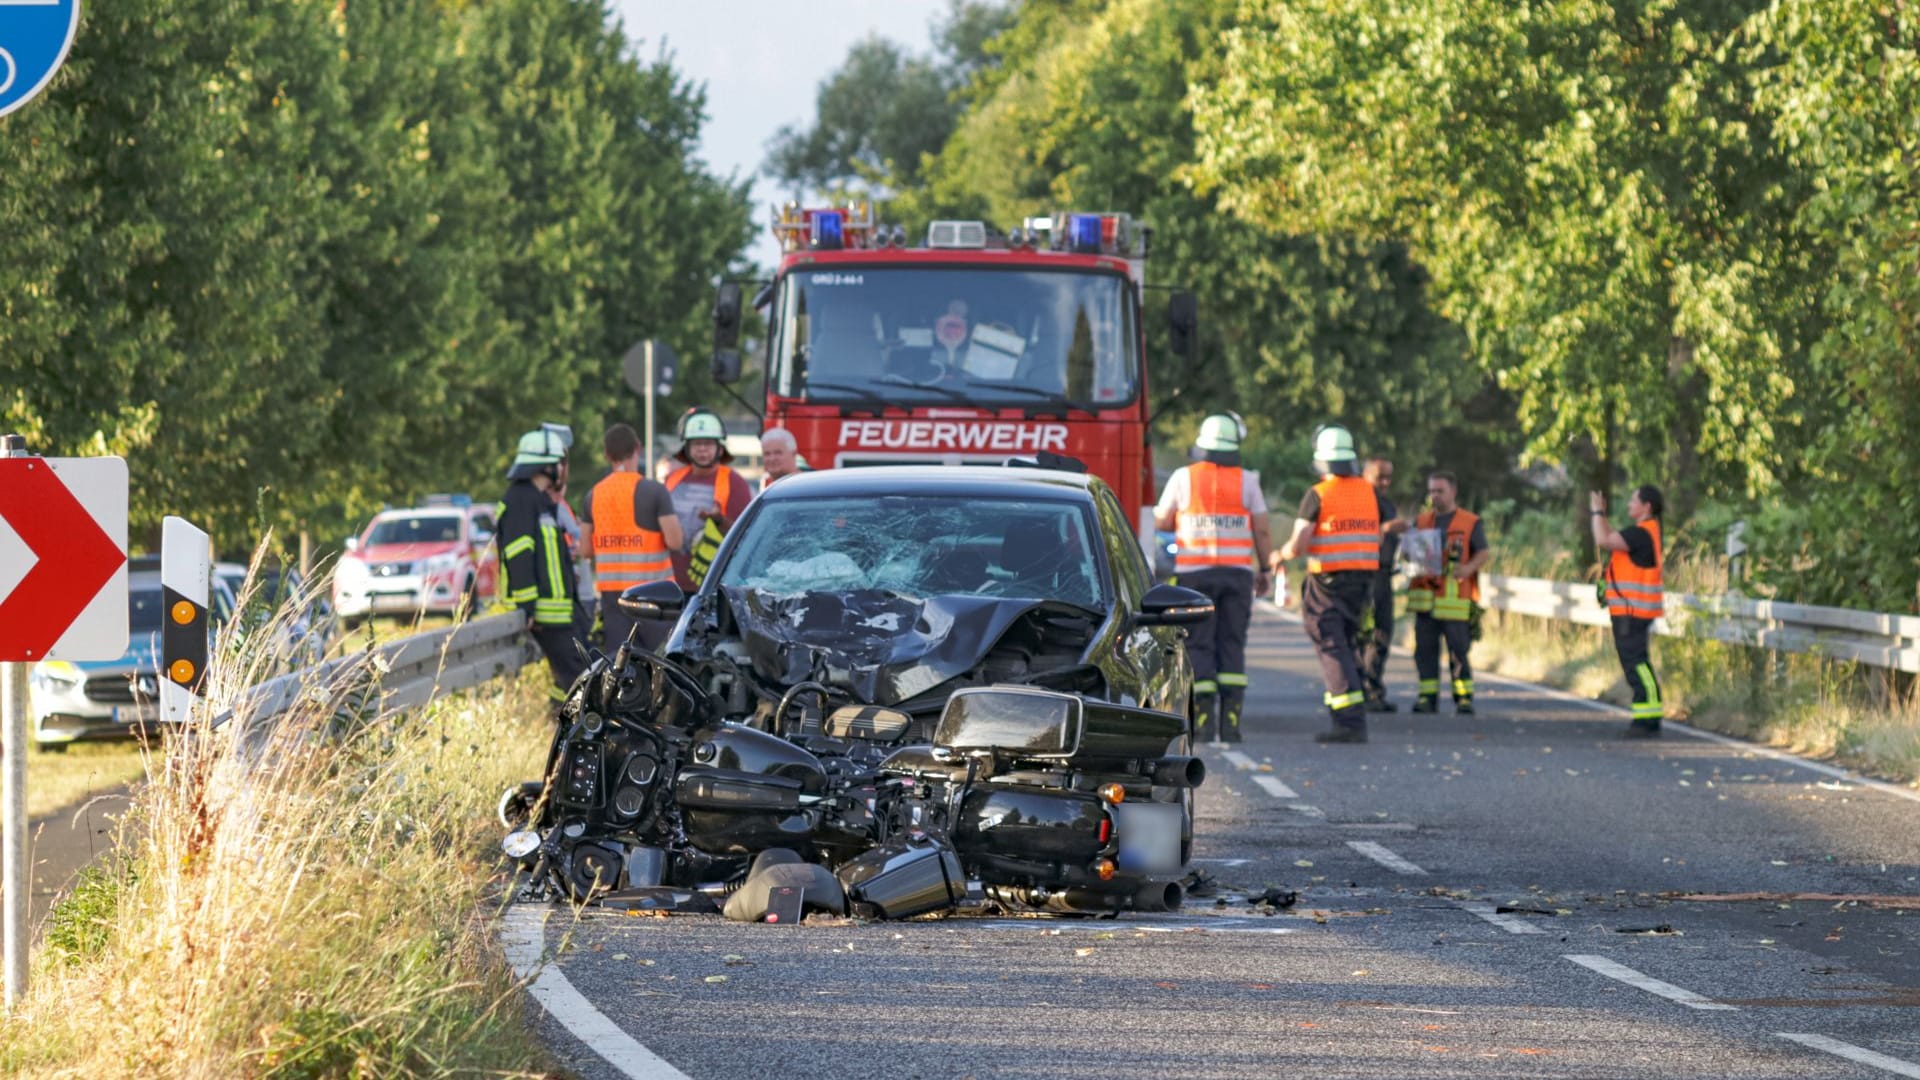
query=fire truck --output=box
[709,204,1198,549]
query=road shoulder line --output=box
[1346,840,1426,875]
[500,905,692,1080]
[1455,900,1547,934]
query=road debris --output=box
[1667,892,1920,910]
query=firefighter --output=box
[1407,470,1491,715]
[497,426,590,713]
[665,407,753,591]
[582,423,683,655]
[1273,425,1387,743]
[1154,413,1273,743]
[1591,485,1666,737]
[1359,456,1410,711]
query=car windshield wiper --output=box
[875,374,975,404]
[801,380,896,412]
[954,379,1101,415]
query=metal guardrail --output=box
[214,612,539,740]
[1479,575,1920,674]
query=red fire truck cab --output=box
[711,204,1197,550]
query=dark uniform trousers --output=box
[1182,566,1254,732]
[531,614,590,709]
[1359,571,1394,703]
[1303,571,1372,732]
[598,591,670,657]
[1611,615,1662,728]
[1413,613,1474,704]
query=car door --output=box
[1093,487,1179,713]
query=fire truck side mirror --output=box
[713,282,744,350]
[1168,290,1199,362]
[712,348,743,385]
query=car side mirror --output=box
[618,579,688,620]
[470,529,492,546]
[1168,290,1198,363]
[1136,583,1212,626]
[343,536,361,553]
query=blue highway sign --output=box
[0,0,79,120]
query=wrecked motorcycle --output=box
[501,608,1205,919]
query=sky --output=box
[611,0,948,268]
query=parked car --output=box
[332,496,498,624]
[1153,528,1178,582]
[30,559,236,749]
[215,562,335,669]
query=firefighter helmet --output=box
[674,407,734,464]
[1195,413,1243,453]
[1312,424,1357,463]
[506,427,569,480]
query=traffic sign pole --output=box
[3,433,30,1008]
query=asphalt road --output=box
[506,601,1920,1080]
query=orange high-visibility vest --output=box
[665,464,735,516]
[1407,508,1481,620]
[1306,476,1381,575]
[1175,463,1255,573]
[1606,516,1664,620]
[590,473,672,593]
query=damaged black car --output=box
[504,466,1215,919]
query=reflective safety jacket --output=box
[1407,508,1480,621]
[589,473,672,593]
[1175,462,1255,574]
[1605,517,1664,620]
[666,465,742,588]
[496,479,578,626]
[1306,476,1381,575]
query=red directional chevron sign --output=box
[0,457,130,662]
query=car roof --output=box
[755,465,1103,502]
[375,508,464,520]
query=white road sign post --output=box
[0,438,130,1008]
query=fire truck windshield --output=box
[769,267,1139,410]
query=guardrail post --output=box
[2,432,31,1008]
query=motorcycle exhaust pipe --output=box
[1133,880,1184,913]
[1149,756,1206,788]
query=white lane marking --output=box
[1482,673,1920,808]
[1192,857,1252,866]
[500,906,692,1080]
[1287,803,1327,819]
[1346,840,1427,875]
[1222,750,1258,771]
[1456,901,1546,934]
[1777,1034,1920,1078]
[1563,954,1737,1011]
[1251,775,1299,799]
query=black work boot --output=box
[1314,727,1368,744]
[1454,697,1475,716]
[1365,694,1397,713]
[1410,696,1439,714]
[1221,704,1243,743]
[1194,697,1217,744]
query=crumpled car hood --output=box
[719,587,1093,706]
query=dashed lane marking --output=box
[1455,900,1547,934]
[501,906,692,1080]
[1287,803,1327,818]
[1563,954,1737,1011]
[1777,1034,1920,1078]
[1191,857,1252,866]
[1346,840,1427,875]
[1251,775,1299,799]
[1221,750,1258,770]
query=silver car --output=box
[29,561,236,749]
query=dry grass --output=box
[0,547,558,1078]
[25,743,147,821]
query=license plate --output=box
[370,594,418,612]
[1112,801,1183,875]
[112,705,157,725]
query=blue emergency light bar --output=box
[1068,214,1104,253]
[811,210,845,250]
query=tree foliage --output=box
[0,0,753,551]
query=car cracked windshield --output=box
[770,267,1138,409]
[717,494,1105,610]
